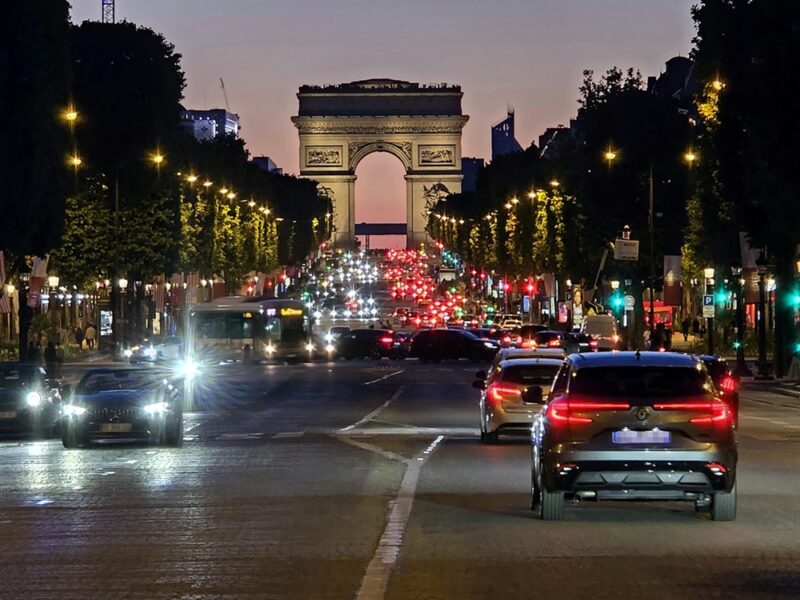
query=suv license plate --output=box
[101,423,132,433]
[612,430,670,444]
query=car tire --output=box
[483,429,498,444]
[62,427,89,449]
[530,469,541,511]
[539,480,565,521]
[711,482,737,521]
[369,347,381,361]
[164,415,183,447]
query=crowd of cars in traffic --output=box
[0,247,742,523]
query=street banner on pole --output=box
[27,255,49,309]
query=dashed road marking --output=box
[354,435,445,600]
[272,431,305,439]
[217,432,264,440]
[340,386,405,432]
[363,370,404,386]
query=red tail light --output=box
[720,375,737,394]
[487,383,521,405]
[502,335,512,345]
[546,397,630,426]
[521,339,537,349]
[380,336,393,345]
[547,339,562,348]
[589,340,598,349]
[653,399,733,427]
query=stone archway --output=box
[291,79,468,247]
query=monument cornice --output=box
[291,115,469,135]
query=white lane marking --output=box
[341,426,479,437]
[355,435,445,600]
[218,432,263,440]
[363,370,404,386]
[337,437,409,464]
[340,387,405,432]
[272,431,305,439]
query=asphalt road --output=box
[1,360,799,599]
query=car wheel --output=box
[369,347,381,361]
[164,415,183,447]
[530,446,542,511]
[483,429,498,444]
[540,486,564,521]
[62,427,89,449]
[711,482,737,521]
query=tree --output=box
[0,1,71,358]
[693,0,800,375]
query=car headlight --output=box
[324,333,333,343]
[265,343,276,354]
[177,358,199,380]
[26,391,43,407]
[63,404,86,417]
[123,348,133,358]
[143,401,169,415]
[306,342,315,352]
[325,344,335,353]
[144,347,157,359]
[484,342,496,349]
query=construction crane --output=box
[101,0,115,23]
[219,78,231,112]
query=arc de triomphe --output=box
[292,79,468,247]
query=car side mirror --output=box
[522,386,544,404]
[472,379,485,390]
[475,370,486,380]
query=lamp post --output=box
[118,277,128,352]
[755,254,772,379]
[732,267,751,376]
[704,267,715,356]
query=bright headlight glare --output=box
[123,349,133,358]
[325,344,335,353]
[144,347,157,359]
[324,333,333,343]
[305,342,315,352]
[484,342,496,349]
[143,401,169,415]
[178,358,199,380]
[266,343,276,354]
[26,391,43,407]
[63,404,86,417]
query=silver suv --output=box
[531,352,737,521]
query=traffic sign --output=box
[702,294,715,318]
[624,295,635,309]
[614,239,640,261]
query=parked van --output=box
[580,314,619,350]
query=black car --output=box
[336,329,395,360]
[61,368,183,447]
[409,328,498,362]
[514,324,549,348]
[0,363,61,437]
[700,355,740,428]
[531,352,737,521]
[531,330,597,353]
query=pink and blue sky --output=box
[70,0,696,245]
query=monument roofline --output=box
[298,79,461,94]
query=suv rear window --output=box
[501,364,561,385]
[570,366,711,398]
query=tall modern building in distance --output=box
[461,157,484,193]
[180,108,240,141]
[491,109,523,159]
[252,156,282,175]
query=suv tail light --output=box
[520,339,537,349]
[546,396,630,426]
[486,383,521,405]
[547,339,562,348]
[719,375,737,395]
[380,336,393,345]
[653,399,733,428]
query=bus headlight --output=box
[63,404,86,417]
[143,401,169,416]
[265,343,276,355]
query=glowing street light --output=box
[67,153,82,169]
[203,180,213,188]
[712,78,725,91]
[550,179,560,188]
[219,187,229,195]
[684,150,698,166]
[227,192,236,200]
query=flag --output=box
[27,255,49,309]
[0,252,10,314]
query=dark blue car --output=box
[61,368,183,448]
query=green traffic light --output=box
[715,289,728,304]
[732,341,742,350]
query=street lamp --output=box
[731,266,751,376]
[186,174,198,184]
[67,153,82,170]
[684,150,698,166]
[755,254,772,379]
[203,180,213,188]
[604,147,617,168]
[549,179,560,188]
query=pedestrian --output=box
[681,317,690,342]
[44,341,57,377]
[74,327,84,350]
[85,324,96,351]
[692,318,700,336]
[55,342,65,378]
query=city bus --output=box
[187,296,317,363]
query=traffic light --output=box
[715,288,728,305]
[732,340,742,350]
[788,287,800,309]
[611,293,624,311]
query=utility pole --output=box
[648,164,656,342]
[101,0,115,23]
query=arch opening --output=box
[354,151,408,250]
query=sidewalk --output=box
[746,378,800,402]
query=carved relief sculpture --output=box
[306,147,342,166]
[419,146,455,165]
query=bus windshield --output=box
[193,313,255,340]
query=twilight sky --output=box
[70,0,696,245]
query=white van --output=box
[580,315,619,350]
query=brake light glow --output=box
[720,375,737,394]
[653,400,732,426]
[547,339,562,348]
[546,398,630,426]
[380,336,393,345]
[487,383,521,405]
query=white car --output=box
[474,357,563,443]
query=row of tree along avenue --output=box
[0,4,331,360]
[427,0,800,377]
